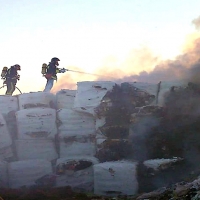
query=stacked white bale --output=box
[18,92,56,109]
[0,113,13,160]
[56,89,76,109]
[0,95,18,141]
[55,156,99,191]
[94,161,138,196]
[0,95,19,116]
[57,108,96,157]
[15,108,58,161]
[0,161,8,187]
[15,108,57,140]
[143,157,184,171]
[73,81,116,116]
[15,139,58,161]
[8,159,53,188]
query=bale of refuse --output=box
[8,159,54,188]
[56,89,76,109]
[0,161,8,188]
[15,139,58,161]
[59,134,96,158]
[18,92,56,110]
[57,108,95,137]
[0,113,13,160]
[94,160,138,196]
[55,156,99,192]
[0,95,18,117]
[73,81,116,116]
[15,108,57,140]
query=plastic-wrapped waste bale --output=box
[55,156,99,191]
[57,108,95,137]
[139,158,185,192]
[0,113,13,160]
[8,159,54,188]
[94,160,138,196]
[15,139,58,161]
[56,89,76,109]
[18,92,56,109]
[0,147,13,161]
[16,108,57,140]
[4,110,18,140]
[0,95,18,116]
[73,81,116,115]
[143,157,184,171]
[57,108,96,157]
[0,161,8,187]
[59,134,96,158]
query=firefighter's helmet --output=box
[14,64,21,70]
[51,57,60,66]
[51,57,60,62]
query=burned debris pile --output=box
[136,81,200,198]
[146,82,200,160]
[94,82,157,162]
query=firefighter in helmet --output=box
[43,57,61,92]
[5,64,21,95]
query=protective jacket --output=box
[45,62,59,80]
[6,66,19,84]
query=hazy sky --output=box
[1,0,200,94]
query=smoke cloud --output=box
[52,19,200,93]
[192,16,200,30]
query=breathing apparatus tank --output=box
[41,63,47,75]
[1,67,8,79]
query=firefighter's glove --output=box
[16,75,20,80]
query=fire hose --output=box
[0,84,22,94]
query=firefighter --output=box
[5,64,21,95]
[43,57,61,92]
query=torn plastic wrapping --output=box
[59,135,96,157]
[55,156,99,191]
[73,81,116,116]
